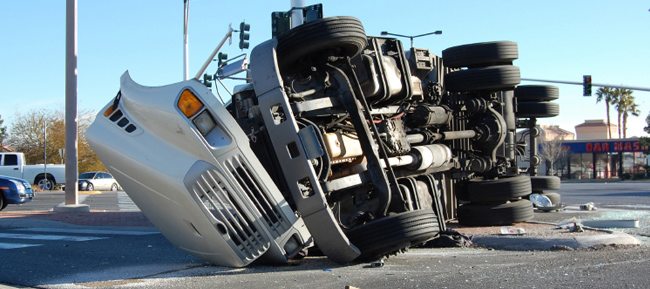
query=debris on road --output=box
[530,193,552,207]
[369,259,385,268]
[425,230,473,248]
[557,217,584,232]
[580,202,598,211]
[499,226,526,235]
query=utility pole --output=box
[183,0,190,80]
[58,0,88,212]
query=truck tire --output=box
[530,176,561,192]
[35,176,55,191]
[276,16,367,72]
[516,102,560,118]
[0,195,6,211]
[445,65,520,93]
[458,199,534,226]
[464,175,532,203]
[515,85,559,102]
[347,209,439,261]
[442,41,518,69]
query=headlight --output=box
[9,180,25,193]
[193,110,217,136]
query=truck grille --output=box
[223,155,289,236]
[191,168,269,261]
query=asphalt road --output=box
[560,182,650,209]
[1,181,649,288]
[1,240,648,289]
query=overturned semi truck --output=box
[87,5,559,267]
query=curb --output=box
[470,232,640,251]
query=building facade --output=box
[548,120,648,180]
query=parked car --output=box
[0,175,34,211]
[78,171,121,191]
[0,152,65,190]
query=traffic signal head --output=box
[217,52,228,66]
[239,22,250,49]
[583,75,592,96]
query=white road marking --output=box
[0,242,42,249]
[15,227,159,236]
[117,191,140,211]
[0,232,107,242]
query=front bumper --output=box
[3,188,33,205]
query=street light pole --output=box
[380,30,442,48]
[59,0,88,212]
[183,0,190,80]
[64,0,79,205]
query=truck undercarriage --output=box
[88,9,560,266]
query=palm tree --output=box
[614,88,640,138]
[595,87,617,139]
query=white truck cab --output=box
[87,72,312,267]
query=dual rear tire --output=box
[457,175,534,226]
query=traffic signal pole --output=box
[521,78,650,92]
[194,27,234,80]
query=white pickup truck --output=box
[0,152,65,190]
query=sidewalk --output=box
[0,210,153,228]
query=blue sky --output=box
[1,0,649,137]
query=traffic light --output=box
[217,52,228,66]
[583,75,592,96]
[239,21,250,50]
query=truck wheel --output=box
[442,41,518,69]
[36,176,55,191]
[515,85,559,102]
[530,176,561,192]
[458,199,534,226]
[0,195,6,211]
[445,65,520,93]
[516,102,560,118]
[276,16,367,72]
[464,175,532,203]
[347,209,439,261]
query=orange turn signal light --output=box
[103,105,116,117]
[178,89,204,118]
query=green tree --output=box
[7,109,105,173]
[614,88,640,138]
[595,87,617,139]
